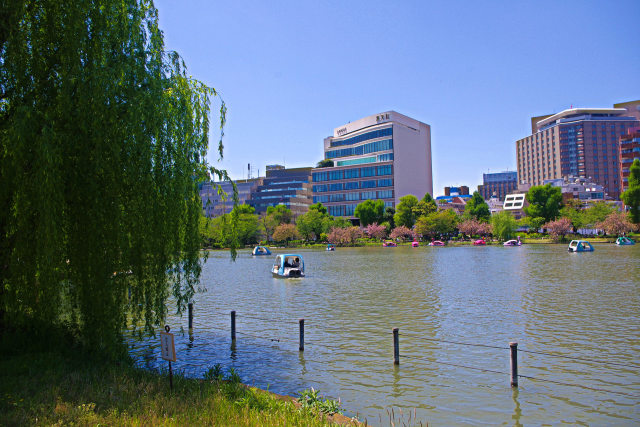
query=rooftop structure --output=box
[312,111,432,217]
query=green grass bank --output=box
[0,330,356,426]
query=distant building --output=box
[544,175,607,203]
[248,166,313,217]
[486,195,504,215]
[516,101,640,200]
[312,111,432,217]
[436,186,472,203]
[478,171,517,201]
[619,127,640,194]
[200,178,262,218]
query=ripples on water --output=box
[128,244,640,425]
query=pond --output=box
[129,243,640,425]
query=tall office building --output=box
[311,111,432,217]
[516,101,640,200]
[200,178,262,218]
[478,171,518,201]
[619,127,640,194]
[248,166,313,216]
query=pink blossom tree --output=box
[596,211,637,236]
[327,226,364,246]
[364,222,387,240]
[543,217,572,242]
[389,225,416,242]
[457,219,491,238]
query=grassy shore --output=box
[0,331,354,426]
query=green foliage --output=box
[463,191,491,222]
[394,195,419,228]
[296,209,327,241]
[383,207,396,229]
[622,159,640,224]
[0,336,332,426]
[0,0,231,354]
[308,202,327,215]
[204,205,259,247]
[414,209,459,238]
[354,199,385,226]
[491,211,518,241]
[581,201,617,228]
[298,388,342,415]
[315,159,334,168]
[525,184,563,222]
[261,205,293,242]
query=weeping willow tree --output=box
[0,0,234,354]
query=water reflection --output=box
[128,245,640,425]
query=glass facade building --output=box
[312,111,432,218]
[478,171,518,201]
[248,166,312,216]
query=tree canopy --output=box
[0,0,228,354]
[394,195,419,228]
[354,199,385,226]
[316,159,334,168]
[463,191,490,222]
[524,184,563,223]
[622,159,640,224]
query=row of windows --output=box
[326,139,393,159]
[313,179,393,193]
[329,127,392,147]
[313,189,394,204]
[312,165,393,182]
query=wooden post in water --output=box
[299,318,304,351]
[188,303,193,330]
[231,310,236,343]
[510,342,518,387]
[393,328,400,365]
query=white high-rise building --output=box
[311,111,433,217]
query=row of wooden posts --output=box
[187,304,519,387]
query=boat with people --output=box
[503,236,522,247]
[382,240,397,247]
[252,246,271,256]
[272,254,305,278]
[568,240,594,252]
[615,236,635,246]
[473,238,486,246]
[428,240,445,246]
[411,240,419,247]
[326,243,336,251]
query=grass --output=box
[0,330,354,426]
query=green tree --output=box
[414,193,437,217]
[491,211,518,241]
[261,205,292,242]
[463,191,491,222]
[354,199,385,226]
[582,201,616,228]
[559,199,585,230]
[394,195,419,228]
[622,159,640,224]
[0,0,230,353]
[383,207,396,229]
[525,184,563,222]
[272,223,301,246]
[296,209,328,241]
[316,159,334,168]
[414,209,459,239]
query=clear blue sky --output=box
[155,0,640,197]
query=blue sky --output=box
[155,0,640,197]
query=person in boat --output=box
[291,257,300,268]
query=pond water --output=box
[129,243,640,425]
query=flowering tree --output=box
[457,219,492,238]
[596,212,636,236]
[327,226,363,246]
[273,224,301,246]
[365,222,387,240]
[389,225,416,241]
[543,217,573,242]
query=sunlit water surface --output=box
[128,244,640,425]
